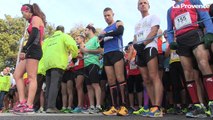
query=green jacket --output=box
[43,31,78,71]
[37,41,46,75]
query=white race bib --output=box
[174,12,192,30]
[136,32,145,42]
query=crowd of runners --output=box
[0,0,213,118]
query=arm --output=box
[22,16,40,52]
[86,48,103,54]
[65,34,78,58]
[191,0,213,33]
[81,37,103,54]
[143,15,160,45]
[167,8,175,44]
[104,21,124,37]
[143,25,159,45]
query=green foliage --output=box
[0,15,105,71]
[69,23,102,42]
[0,15,25,70]
[70,23,85,39]
[0,15,55,70]
[45,23,55,39]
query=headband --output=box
[21,5,31,12]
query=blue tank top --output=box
[104,22,123,54]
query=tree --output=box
[69,23,102,41]
[0,15,55,70]
[44,23,55,39]
[0,15,25,70]
[70,23,85,39]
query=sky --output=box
[0,0,212,46]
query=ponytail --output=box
[32,3,46,26]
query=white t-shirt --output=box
[134,14,160,49]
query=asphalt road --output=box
[0,113,212,120]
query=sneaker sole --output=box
[46,112,61,113]
[186,114,207,118]
[149,115,163,118]
[141,114,149,117]
[72,111,82,113]
[81,111,91,114]
[117,112,129,116]
[148,113,163,118]
[140,112,150,117]
[133,113,140,115]
[102,112,117,116]
[13,111,35,115]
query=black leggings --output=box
[170,62,186,104]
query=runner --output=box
[125,42,143,114]
[99,7,128,116]
[208,4,213,68]
[207,3,213,52]
[13,3,46,114]
[81,24,102,114]
[72,35,85,113]
[167,0,213,118]
[167,33,187,114]
[60,61,74,113]
[133,0,163,117]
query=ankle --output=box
[20,99,26,104]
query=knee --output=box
[108,79,116,86]
[27,74,37,81]
[13,72,22,81]
[87,85,93,90]
[76,83,83,90]
[183,68,193,78]
[149,74,158,81]
[92,83,101,89]
[116,75,124,81]
[198,59,209,69]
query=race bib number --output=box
[136,32,145,42]
[174,12,192,30]
[130,61,137,70]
